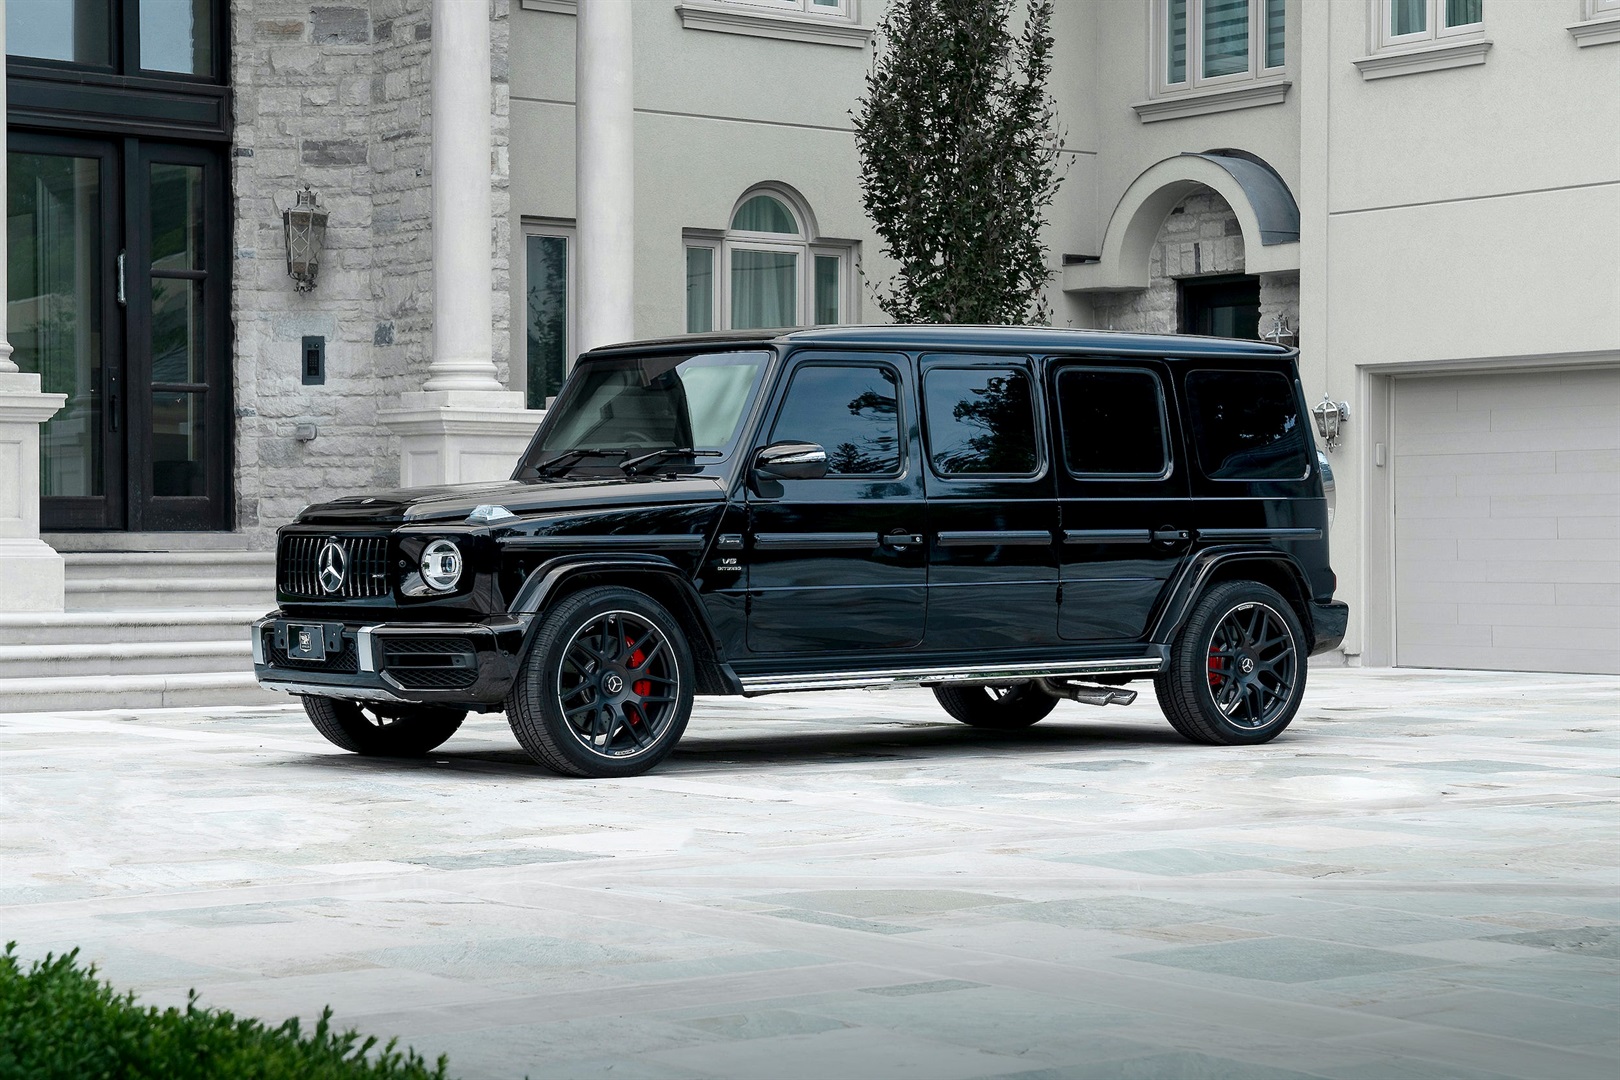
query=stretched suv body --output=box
[254,326,1347,776]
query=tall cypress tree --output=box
[854,0,1065,325]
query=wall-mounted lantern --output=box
[1313,393,1350,453]
[1262,313,1297,348]
[283,185,328,293]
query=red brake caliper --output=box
[1208,645,1224,691]
[626,637,652,704]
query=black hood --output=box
[294,474,728,527]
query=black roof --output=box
[588,324,1295,360]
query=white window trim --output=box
[1138,0,1288,122]
[520,220,576,408]
[686,190,859,333]
[1373,0,1483,50]
[518,0,577,14]
[1569,0,1620,47]
[674,0,872,49]
[684,235,722,335]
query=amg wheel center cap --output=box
[603,673,625,695]
[1239,657,1256,675]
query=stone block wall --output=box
[231,0,511,543]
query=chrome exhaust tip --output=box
[1038,679,1139,707]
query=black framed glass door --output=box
[8,132,229,530]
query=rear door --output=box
[744,352,927,655]
[1049,359,1190,641]
[918,354,1059,650]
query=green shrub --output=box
[0,943,449,1080]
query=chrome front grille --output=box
[278,534,391,599]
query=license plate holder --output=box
[286,622,329,662]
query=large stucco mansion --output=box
[1,0,1615,708]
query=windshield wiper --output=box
[620,447,723,476]
[526,447,630,477]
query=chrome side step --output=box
[738,657,1163,696]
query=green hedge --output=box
[0,943,449,1080]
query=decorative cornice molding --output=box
[1131,80,1291,124]
[1351,38,1492,80]
[674,2,872,48]
[519,0,577,14]
[1567,15,1620,47]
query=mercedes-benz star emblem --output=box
[603,674,624,694]
[317,540,347,594]
[1239,657,1256,674]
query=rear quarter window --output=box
[1055,367,1170,478]
[1185,369,1310,481]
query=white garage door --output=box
[1393,366,1620,674]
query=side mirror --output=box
[754,441,828,481]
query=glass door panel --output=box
[139,0,215,75]
[7,139,122,528]
[134,145,225,529]
[5,0,114,66]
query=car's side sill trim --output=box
[738,656,1164,695]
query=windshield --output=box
[522,349,771,473]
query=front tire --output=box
[1155,581,1306,746]
[302,697,465,756]
[505,586,695,777]
[933,682,1059,730]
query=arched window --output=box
[685,187,854,332]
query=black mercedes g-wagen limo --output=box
[255,326,1347,777]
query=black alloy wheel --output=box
[506,586,694,777]
[302,696,466,756]
[1155,580,1306,745]
[933,681,1059,730]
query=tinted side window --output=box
[769,364,902,476]
[923,367,1038,477]
[1056,368,1168,477]
[1185,369,1309,480]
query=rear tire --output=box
[1155,581,1307,746]
[933,682,1059,730]
[302,697,465,756]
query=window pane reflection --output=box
[151,278,204,384]
[151,163,204,271]
[525,234,568,409]
[152,390,206,496]
[6,0,112,66]
[8,151,104,498]
[141,0,213,75]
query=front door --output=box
[8,134,229,530]
[745,353,927,655]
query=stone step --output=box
[63,551,276,582]
[0,610,267,648]
[0,640,253,680]
[0,671,286,714]
[44,532,267,553]
[66,576,275,612]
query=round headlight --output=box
[420,539,463,592]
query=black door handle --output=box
[1151,527,1190,543]
[881,533,923,547]
[107,370,120,432]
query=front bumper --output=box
[252,613,529,707]
[1308,599,1349,655]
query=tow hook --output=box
[1037,679,1138,707]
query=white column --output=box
[575,0,635,354]
[380,0,535,487]
[425,0,500,391]
[0,0,69,611]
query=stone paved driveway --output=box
[3,668,1619,1079]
